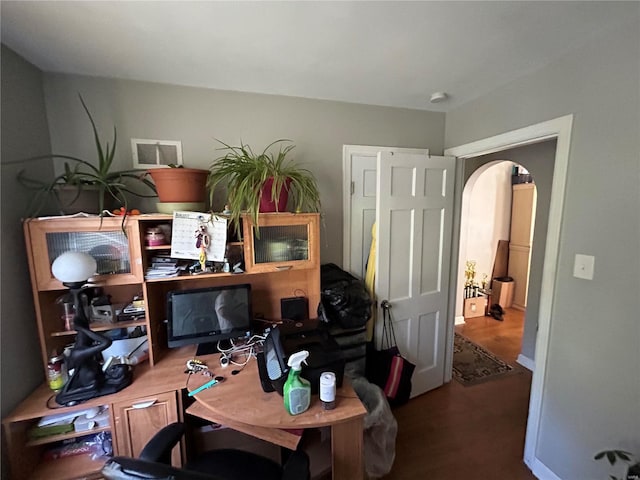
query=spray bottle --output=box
[283,350,311,415]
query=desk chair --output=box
[101,422,310,480]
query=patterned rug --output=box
[452,333,514,386]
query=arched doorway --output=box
[455,159,537,367]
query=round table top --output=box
[190,353,366,429]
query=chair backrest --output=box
[138,422,185,464]
[101,422,310,480]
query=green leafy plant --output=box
[18,94,157,217]
[207,139,321,236]
[594,449,637,480]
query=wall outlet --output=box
[573,254,595,280]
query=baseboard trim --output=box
[455,315,466,326]
[517,354,535,372]
[529,457,563,480]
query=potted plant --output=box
[207,139,321,236]
[18,94,157,216]
[594,449,639,480]
[147,164,209,207]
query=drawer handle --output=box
[132,400,157,409]
[276,266,292,271]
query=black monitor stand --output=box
[195,342,218,356]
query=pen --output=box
[188,378,219,397]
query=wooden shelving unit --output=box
[4,213,321,480]
[26,426,111,447]
[50,319,147,337]
[30,454,105,480]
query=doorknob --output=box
[380,300,392,310]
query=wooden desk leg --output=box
[331,417,364,480]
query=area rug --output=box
[452,333,514,386]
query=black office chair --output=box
[101,422,310,480]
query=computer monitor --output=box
[167,284,252,356]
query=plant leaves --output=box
[17,95,156,218]
[616,451,632,462]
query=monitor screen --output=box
[167,284,252,350]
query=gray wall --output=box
[41,74,445,265]
[0,67,443,475]
[465,140,556,361]
[0,46,53,417]
[446,16,640,480]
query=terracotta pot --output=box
[259,177,291,212]
[148,168,208,203]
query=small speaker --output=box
[281,296,308,321]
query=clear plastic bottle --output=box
[320,372,336,410]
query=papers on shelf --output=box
[144,255,186,279]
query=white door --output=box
[342,145,430,279]
[375,151,456,396]
[343,147,379,279]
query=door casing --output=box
[444,114,573,475]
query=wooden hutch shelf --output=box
[3,213,321,480]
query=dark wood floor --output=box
[382,308,537,479]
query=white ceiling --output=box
[1,1,636,112]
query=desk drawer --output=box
[112,391,181,465]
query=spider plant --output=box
[207,139,321,236]
[18,94,157,218]
[594,449,638,480]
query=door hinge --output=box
[351,181,355,195]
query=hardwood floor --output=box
[382,308,536,479]
[457,307,527,365]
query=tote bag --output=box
[366,301,415,407]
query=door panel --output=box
[113,391,181,465]
[348,153,379,279]
[421,208,444,294]
[389,209,412,300]
[376,152,455,396]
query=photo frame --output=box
[131,139,183,169]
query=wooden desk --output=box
[186,354,367,480]
[2,347,366,480]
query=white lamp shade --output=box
[51,252,97,283]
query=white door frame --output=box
[444,114,573,473]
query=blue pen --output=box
[188,378,220,397]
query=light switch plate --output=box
[573,254,595,280]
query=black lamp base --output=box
[56,364,133,406]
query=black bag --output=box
[318,263,371,329]
[365,301,415,407]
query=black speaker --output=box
[280,296,308,321]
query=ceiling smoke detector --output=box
[429,92,448,104]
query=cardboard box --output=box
[492,279,515,308]
[464,297,488,318]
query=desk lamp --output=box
[52,251,132,405]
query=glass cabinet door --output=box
[242,213,319,273]
[25,217,143,290]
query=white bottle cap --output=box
[319,372,336,403]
